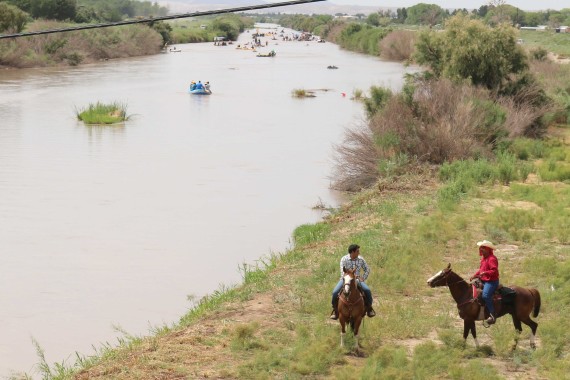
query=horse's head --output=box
[342,266,357,296]
[427,263,452,288]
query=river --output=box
[0,25,413,377]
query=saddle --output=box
[336,283,368,306]
[472,279,517,307]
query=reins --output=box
[443,271,476,308]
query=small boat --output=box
[189,88,212,95]
[257,50,276,57]
[327,65,338,69]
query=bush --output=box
[530,47,548,61]
[379,30,416,61]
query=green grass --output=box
[519,30,570,58]
[39,131,570,379]
[75,102,129,124]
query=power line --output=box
[0,0,325,40]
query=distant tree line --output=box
[363,2,570,28]
[0,0,169,33]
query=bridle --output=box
[434,269,475,308]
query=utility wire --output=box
[0,0,325,40]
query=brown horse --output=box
[338,267,366,348]
[427,263,541,349]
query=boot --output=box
[330,308,338,320]
[485,313,496,325]
[366,306,376,318]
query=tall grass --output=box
[75,102,129,124]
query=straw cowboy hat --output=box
[477,240,496,250]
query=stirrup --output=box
[483,314,495,327]
[367,308,376,318]
[330,310,338,320]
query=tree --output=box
[523,11,544,27]
[3,0,32,13]
[396,7,407,23]
[414,15,527,91]
[0,2,29,33]
[478,5,489,18]
[405,3,446,26]
[31,0,77,21]
[366,12,380,27]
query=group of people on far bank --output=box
[330,239,500,326]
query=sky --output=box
[329,0,566,11]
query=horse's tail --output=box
[529,288,541,318]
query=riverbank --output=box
[54,126,570,378]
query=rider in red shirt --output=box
[469,240,499,324]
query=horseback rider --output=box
[330,244,376,320]
[469,240,499,325]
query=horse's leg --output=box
[340,320,346,347]
[353,318,362,349]
[463,320,478,348]
[520,316,538,350]
[511,315,523,350]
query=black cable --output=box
[0,0,325,40]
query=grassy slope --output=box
[64,128,570,379]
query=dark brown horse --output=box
[427,263,541,349]
[338,267,366,347]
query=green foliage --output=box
[337,23,391,56]
[414,15,527,90]
[277,14,332,35]
[3,0,32,13]
[75,0,168,22]
[0,2,29,33]
[45,38,67,54]
[531,47,548,61]
[149,21,172,44]
[366,12,380,27]
[508,138,545,160]
[293,223,331,246]
[210,14,251,41]
[75,101,129,124]
[405,3,447,26]
[364,86,393,118]
[31,0,77,21]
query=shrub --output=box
[530,47,548,61]
[379,30,416,61]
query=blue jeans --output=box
[482,280,499,314]
[331,279,373,308]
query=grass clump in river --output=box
[291,89,316,98]
[76,102,129,124]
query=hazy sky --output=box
[329,0,565,11]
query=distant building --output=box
[520,25,548,31]
[556,26,569,33]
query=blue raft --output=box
[189,87,212,95]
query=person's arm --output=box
[360,258,370,282]
[486,256,499,278]
[339,256,345,279]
